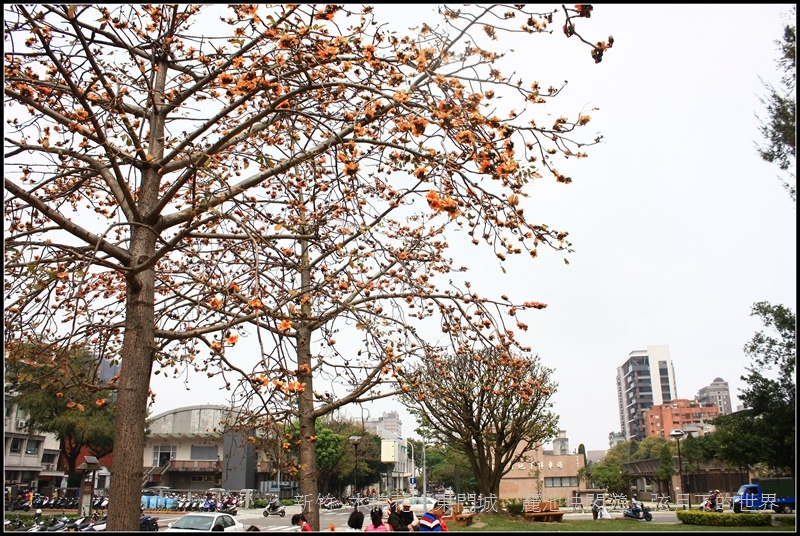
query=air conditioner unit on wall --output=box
[17,420,27,430]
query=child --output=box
[291,513,313,532]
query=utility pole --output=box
[422,443,427,508]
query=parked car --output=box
[142,486,172,496]
[164,512,246,532]
[406,496,438,516]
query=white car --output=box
[405,496,438,516]
[164,512,246,532]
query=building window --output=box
[42,453,57,465]
[25,440,40,455]
[191,475,215,482]
[544,477,579,487]
[190,445,218,460]
[10,437,24,453]
[152,445,177,467]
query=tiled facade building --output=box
[644,398,719,438]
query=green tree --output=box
[710,410,765,474]
[738,302,795,475]
[427,446,476,494]
[578,443,588,468]
[279,418,383,496]
[681,433,705,478]
[653,444,676,498]
[592,437,672,494]
[588,460,625,494]
[417,443,448,494]
[4,4,611,530]
[634,436,670,461]
[711,302,795,477]
[4,343,117,485]
[756,5,796,201]
[400,347,558,499]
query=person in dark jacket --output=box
[399,502,418,530]
[386,499,410,531]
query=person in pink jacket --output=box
[364,506,393,532]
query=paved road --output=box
[153,504,684,531]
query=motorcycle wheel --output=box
[263,510,270,517]
[279,510,286,517]
[644,512,652,521]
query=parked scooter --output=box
[44,512,72,531]
[79,512,107,532]
[139,513,159,531]
[262,495,286,517]
[8,497,32,512]
[62,516,93,532]
[25,511,70,531]
[622,496,652,521]
[202,497,217,512]
[4,515,26,531]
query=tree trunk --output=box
[105,48,166,530]
[106,215,157,531]
[297,323,319,530]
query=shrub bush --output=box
[504,498,524,516]
[676,510,773,526]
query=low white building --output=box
[4,401,66,496]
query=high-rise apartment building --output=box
[696,377,732,416]
[363,411,403,439]
[616,345,678,441]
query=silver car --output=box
[405,496,438,516]
[164,512,246,532]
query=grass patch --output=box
[451,511,796,531]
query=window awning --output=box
[148,432,222,439]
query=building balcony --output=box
[257,460,282,473]
[160,460,221,472]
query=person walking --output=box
[418,501,448,532]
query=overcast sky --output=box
[149,4,796,453]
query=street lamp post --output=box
[421,442,427,508]
[79,456,100,518]
[408,443,415,493]
[349,436,361,511]
[670,429,689,510]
